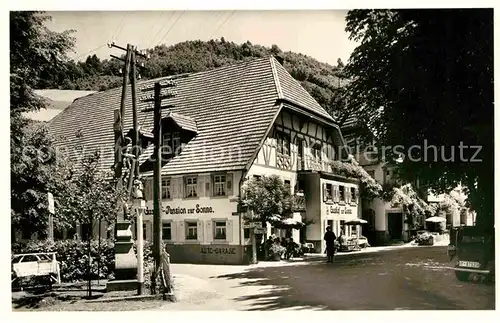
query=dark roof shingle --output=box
[49,57,338,176]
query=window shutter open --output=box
[334,185,339,203]
[322,183,327,202]
[197,220,204,242]
[205,180,210,197]
[178,222,185,242]
[226,219,233,243]
[182,177,186,198]
[206,221,213,242]
[171,178,178,198]
[171,221,177,242]
[197,176,204,198]
[226,173,233,196]
[354,188,359,204]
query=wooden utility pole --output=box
[140,79,176,294]
[108,42,149,294]
[130,47,140,178]
[153,82,163,275]
[114,44,132,220]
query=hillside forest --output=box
[37,39,353,127]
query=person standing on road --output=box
[324,226,337,263]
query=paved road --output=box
[160,246,495,310]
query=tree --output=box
[240,175,293,228]
[56,150,123,296]
[382,183,433,236]
[10,11,75,237]
[344,9,493,230]
[56,150,121,237]
[11,122,58,238]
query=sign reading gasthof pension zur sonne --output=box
[145,204,215,215]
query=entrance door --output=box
[388,213,403,240]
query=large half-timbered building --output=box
[48,57,362,264]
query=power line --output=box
[113,13,126,40]
[209,11,235,40]
[148,11,175,49]
[74,43,108,61]
[114,12,129,41]
[157,11,185,46]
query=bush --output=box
[12,239,115,282]
[415,232,434,246]
[12,239,170,287]
[267,243,286,260]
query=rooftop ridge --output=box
[269,56,284,99]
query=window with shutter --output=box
[161,178,171,199]
[185,176,198,197]
[186,221,198,240]
[162,221,172,241]
[214,221,227,240]
[334,185,339,203]
[213,174,226,196]
[322,183,327,202]
[351,187,357,204]
[339,186,346,202]
[326,183,333,202]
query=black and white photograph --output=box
[6,1,496,314]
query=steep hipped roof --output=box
[49,57,339,175]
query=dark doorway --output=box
[388,213,403,240]
[300,226,306,243]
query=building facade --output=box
[46,57,361,264]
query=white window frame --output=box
[186,221,198,240]
[213,221,227,241]
[172,132,181,155]
[161,178,171,199]
[326,183,333,202]
[350,187,357,204]
[162,221,172,241]
[185,176,198,198]
[162,132,172,155]
[276,131,291,156]
[339,185,346,202]
[213,174,226,196]
[163,131,182,155]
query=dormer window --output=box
[163,131,181,155]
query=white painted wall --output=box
[143,171,243,245]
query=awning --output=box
[425,216,447,223]
[344,219,368,225]
[272,217,305,229]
